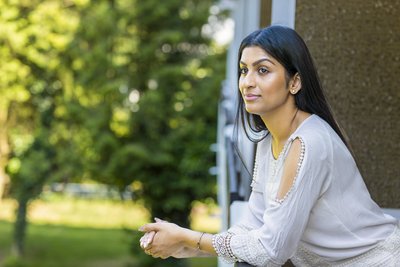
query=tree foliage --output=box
[1,0,81,255]
[125,0,226,226]
[0,0,226,262]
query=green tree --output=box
[1,0,81,256]
[60,0,226,226]
[126,0,225,226]
[1,0,226,264]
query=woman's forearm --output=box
[173,246,213,258]
[179,228,217,256]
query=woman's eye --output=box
[239,67,248,75]
[258,67,268,74]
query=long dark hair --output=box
[236,25,349,148]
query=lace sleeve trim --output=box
[212,232,239,264]
[230,232,282,267]
[212,231,283,266]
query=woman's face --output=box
[239,46,293,117]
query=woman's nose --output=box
[242,72,256,88]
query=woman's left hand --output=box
[139,221,186,259]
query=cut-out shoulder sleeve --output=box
[275,137,305,203]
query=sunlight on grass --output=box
[0,195,221,232]
[0,194,150,229]
[190,200,221,233]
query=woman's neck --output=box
[261,105,302,159]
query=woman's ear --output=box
[290,73,302,95]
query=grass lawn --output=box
[0,195,219,267]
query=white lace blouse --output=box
[212,115,399,266]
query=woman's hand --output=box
[139,220,187,259]
[139,218,164,250]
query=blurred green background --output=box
[0,0,227,266]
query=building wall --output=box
[295,0,400,207]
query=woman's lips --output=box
[244,94,260,101]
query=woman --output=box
[139,25,400,266]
